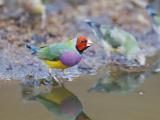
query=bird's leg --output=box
[53,75,63,87]
[48,68,52,77]
[48,68,63,86]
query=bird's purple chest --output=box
[60,51,82,67]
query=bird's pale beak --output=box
[87,39,93,47]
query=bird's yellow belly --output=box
[43,60,69,69]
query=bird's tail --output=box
[26,44,39,54]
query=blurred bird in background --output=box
[85,20,146,66]
[18,0,48,28]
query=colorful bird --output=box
[18,0,47,28]
[26,36,93,83]
[85,20,146,66]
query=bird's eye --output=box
[134,59,139,63]
[81,40,87,43]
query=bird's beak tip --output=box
[87,39,93,47]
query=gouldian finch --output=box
[145,0,160,35]
[18,0,47,28]
[86,20,146,66]
[26,36,93,81]
[21,77,91,120]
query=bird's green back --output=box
[110,27,140,58]
[100,26,122,48]
[37,40,76,61]
[122,30,140,58]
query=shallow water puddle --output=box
[0,71,160,120]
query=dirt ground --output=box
[0,0,159,80]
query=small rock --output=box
[138,91,144,95]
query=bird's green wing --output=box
[110,27,140,56]
[37,40,75,61]
[100,26,122,48]
[121,29,140,57]
[37,43,67,61]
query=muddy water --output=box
[0,71,160,120]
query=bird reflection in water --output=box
[89,64,147,94]
[21,76,91,120]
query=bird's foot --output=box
[48,75,64,87]
[53,75,64,87]
[48,69,63,87]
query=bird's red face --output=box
[76,36,93,53]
